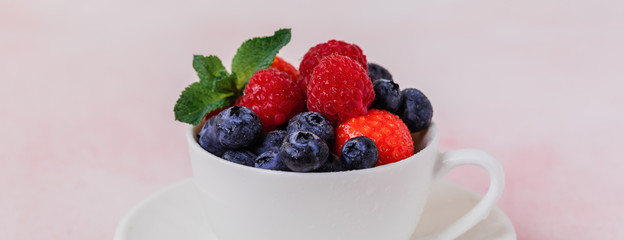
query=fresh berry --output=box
[306,55,375,124]
[239,68,305,131]
[254,147,290,171]
[286,112,335,146]
[271,56,300,81]
[222,150,257,167]
[279,131,329,172]
[198,105,231,138]
[315,154,347,172]
[212,106,262,149]
[335,109,414,166]
[298,40,368,93]
[371,79,402,114]
[340,136,379,170]
[198,117,227,157]
[252,130,288,155]
[367,63,393,81]
[399,88,433,132]
[174,29,292,126]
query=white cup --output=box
[188,123,504,240]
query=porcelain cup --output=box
[188,123,504,240]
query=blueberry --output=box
[198,117,227,157]
[279,131,329,172]
[252,130,288,155]
[341,136,379,170]
[274,120,289,130]
[399,88,433,132]
[212,106,262,149]
[367,63,393,81]
[254,148,290,171]
[287,112,334,146]
[371,79,402,113]
[198,122,209,139]
[222,150,257,167]
[315,154,347,172]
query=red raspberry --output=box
[298,40,368,93]
[335,109,414,166]
[239,68,305,131]
[306,55,374,124]
[270,56,300,81]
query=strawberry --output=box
[335,109,414,166]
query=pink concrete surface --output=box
[2,0,623,239]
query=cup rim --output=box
[187,122,439,177]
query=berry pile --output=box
[175,29,433,172]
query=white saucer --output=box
[115,178,516,240]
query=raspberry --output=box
[335,109,414,166]
[239,68,305,131]
[306,55,374,124]
[298,40,368,93]
[270,56,300,81]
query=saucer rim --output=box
[114,179,193,240]
[114,178,516,240]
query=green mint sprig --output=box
[174,28,292,125]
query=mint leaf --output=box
[175,28,293,125]
[193,55,227,85]
[231,28,291,90]
[211,72,238,94]
[174,82,235,125]
[193,55,236,94]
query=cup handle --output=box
[424,149,505,240]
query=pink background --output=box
[2,0,623,239]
